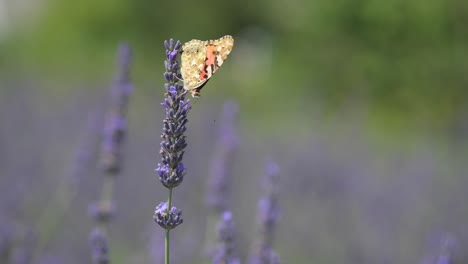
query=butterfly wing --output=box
[180,35,234,97]
[181,39,209,94]
[206,35,234,75]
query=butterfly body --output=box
[180,35,234,97]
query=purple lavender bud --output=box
[212,211,240,264]
[164,72,173,82]
[155,163,186,188]
[89,228,109,264]
[156,39,190,189]
[168,49,178,61]
[174,41,182,50]
[88,200,116,223]
[153,202,183,230]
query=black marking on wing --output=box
[194,79,211,95]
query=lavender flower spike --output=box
[156,39,191,189]
[203,101,239,258]
[212,211,240,264]
[248,159,281,264]
[99,42,133,174]
[86,42,133,264]
[257,160,280,246]
[155,39,190,264]
[89,228,109,264]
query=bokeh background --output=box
[1,0,468,263]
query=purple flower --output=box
[156,39,190,189]
[99,42,133,174]
[153,202,183,230]
[154,39,189,264]
[88,42,133,263]
[89,228,109,264]
[212,211,240,264]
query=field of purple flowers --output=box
[1,40,468,264]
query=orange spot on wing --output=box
[199,45,217,80]
[205,45,217,65]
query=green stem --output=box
[168,188,173,209]
[165,229,170,264]
[165,187,173,264]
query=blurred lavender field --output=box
[1,66,468,263]
[2,0,468,263]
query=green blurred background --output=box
[2,0,468,133]
[1,0,468,263]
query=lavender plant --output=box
[88,42,133,264]
[204,101,239,256]
[89,227,109,264]
[98,42,133,175]
[248,159,281,264]
[206,101,239,212]
[153,39,190,264]
[33,91,104,261]
[212,211,240,264]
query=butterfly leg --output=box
[174,73,184,82]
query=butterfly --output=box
[180,35,234,97]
